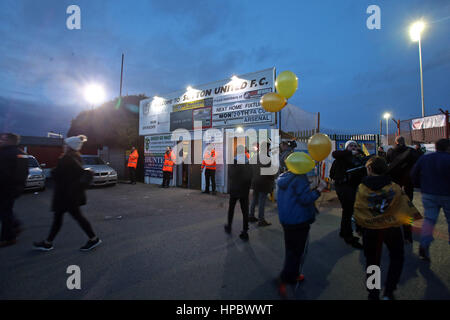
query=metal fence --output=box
[397,112,449,145]
[287,129,380,144]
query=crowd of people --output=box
[1,131,449,300]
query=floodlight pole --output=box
[120,53,124,98]
[418,37,425,118]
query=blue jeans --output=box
[249,191,267,220]
[420,193,450,248]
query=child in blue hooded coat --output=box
[276,170,327,296]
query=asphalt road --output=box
[0,182,449,300]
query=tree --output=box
[67,94,148,149]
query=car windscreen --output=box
[28,157,39,167]
[81,157,105,165]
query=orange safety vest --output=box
[127,150,139,168]
[245,151,250,159]
[201,150,216,170]
[162,151,176,172]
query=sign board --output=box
[172,97,213,112]
[144,134,176,179]
[170,109,193,131]
[139,68,275,135]
[193,107,212,129]
[212,100,273,127]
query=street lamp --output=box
[84,83,106,109]
[383,112,391,145]
[409,20,426,117]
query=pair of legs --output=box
[129,167,136,184]
[0,197,21,242]
[335,184,358,241]
[420,193,450,250]
[280,223,310,284]
[227,196,249,233]
[161,171,172,187]
[249,191,268,221]
[362,227,404,299]
[401,182,414,242]
[204,169,216,193]
[47,207,96,243]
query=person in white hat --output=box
[330,140,368,249]
[33,135,102,252]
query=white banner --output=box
[411,118,424,130]
[139,68,275,135]
[412,114,446,130]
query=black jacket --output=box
[0,145,28,199]
[251,154,275,194]
[386,145,419,186]
[331,149,368,188]
[228,157,253,198]
[51,151,87,212]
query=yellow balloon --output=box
[285,152,315,175]
[275,71,298,99]
[307,133,332,162]
[260,92,287,112]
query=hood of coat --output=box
[277,171,301,190]
[362,175,392,191]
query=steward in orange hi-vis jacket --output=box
[201,148,217,194]
[161,147,176,188]
[127,147,139,184]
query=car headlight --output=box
[111,170,117,175]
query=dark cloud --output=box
[0,96,81,136]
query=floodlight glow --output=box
[410,21,425,42]
[236,126,244,133]
[383,112,391,119]
[84,84,106,105]
[151,96,164,112]
[186,86,193,91]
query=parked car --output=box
[80,155,118,186]
[25,155,46,191]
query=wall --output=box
[98,146,127,179]
[23,145,63,168]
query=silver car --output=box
[81,155,118,186]
[25,156,46,191]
